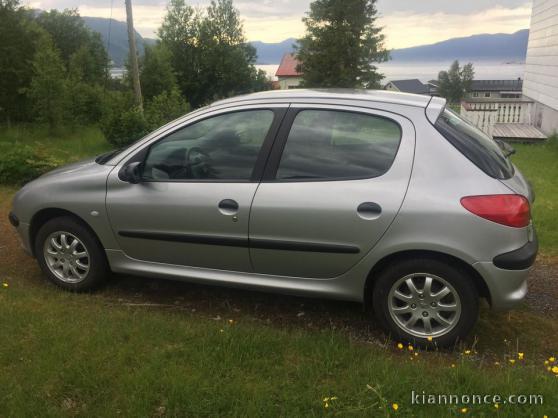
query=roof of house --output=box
[387,79,429,94]
[470,79,523,92]
[276,53,302,77]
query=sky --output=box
[24,0,533,49]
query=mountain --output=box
[79,14,529,66]
[390,30,529,62]
[249,30,529,64]
[249,38,297,64]
[82,16,156,66]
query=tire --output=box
[372,257,479,348]
[34,216,109,291]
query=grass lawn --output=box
[512,140,558,257]
[0,130,557,416]
[0,124,112,164]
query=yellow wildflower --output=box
[464,350,471,355]
[408,345,414,351]
[552,366,558,374]
[461,407,468,413]
[518,352,524,360]
[397,343,404,349]
[427,336,433,342]
[544,360,549,365]
[509,359,516,365]
[494,403,500,409]
[451,364,456,368]
[392,403,399,411]
[2,282,8,288]
[414,352,419,357]
[549,357,556,363]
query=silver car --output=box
[9,90,537,346]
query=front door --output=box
[249,105,415,278]
[106,107,284,272]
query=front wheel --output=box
[372,258,479,348]
[35,216,109,291]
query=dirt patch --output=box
[525,259,558,315]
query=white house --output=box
[523,0,558,135]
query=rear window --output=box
[276,110,402,180]
[434,108,514,179]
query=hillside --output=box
[79,15,529,66]
[249,38,297,64]
[390,29,529,61]
[82,16,156,66]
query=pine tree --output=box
[296,0,388,89]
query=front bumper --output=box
[8,212,33,256]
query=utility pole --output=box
[125,0,143,110]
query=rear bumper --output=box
[493,230,538,270]
[473,261,530,310]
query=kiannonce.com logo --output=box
[411,390,544,406]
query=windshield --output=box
[434,108,514,179]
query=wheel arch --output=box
[29,208,105,258]
[363,250,491,309]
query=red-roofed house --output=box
[275,53,303,89]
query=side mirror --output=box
[118,161,143,184]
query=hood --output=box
[39,157,98,179]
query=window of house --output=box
[275,110,402,180]
[142,110,274,181]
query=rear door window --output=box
[275,110,402,180]
[434,108,514,179]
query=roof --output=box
[470,79,523,92]
[275,53,302,77]
[211,89,445,111]
[387,79,429,94]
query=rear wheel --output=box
[372,258,479,348]
[35,216,108,291]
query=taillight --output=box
[460,194,530,228]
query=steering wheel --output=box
[186,147,212,178]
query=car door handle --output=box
[357,202,382,220]
[218,199,239,215]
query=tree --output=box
[28,36,68,131]
[0,0,43,123]
[37,9,108,85]
[159,0,268,107]
[296,0,388,88]
[140,43,179,101]
[158,0,201,104]
[437,60,475,103]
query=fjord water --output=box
[256,60,526,82]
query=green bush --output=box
[100,88,190,148]
[0,142,63,185]
[145,88,189,129]
[100,106,150,148]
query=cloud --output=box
[379,4,532,49]
[24,0,533,47]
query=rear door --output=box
[248,104,415,278]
